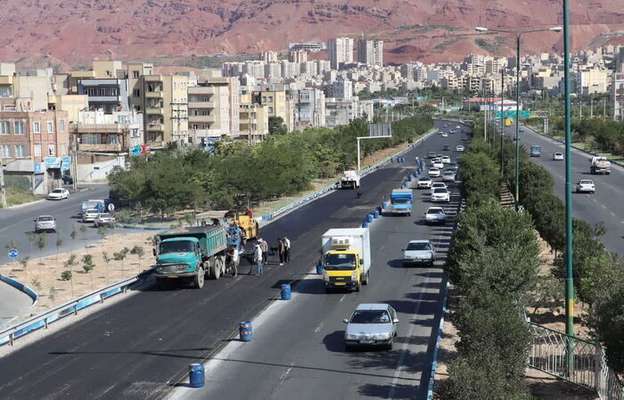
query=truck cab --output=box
[321,228,371,292]
[382,189,413,216]
[340,170,360,189]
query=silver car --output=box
[344,303,399,350]
[82,208,100,223]
[34,215,56,233]
[94,213,116,227]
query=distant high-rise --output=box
[616,47,624,73]
[357,39,384,67]
[327,37,354,70]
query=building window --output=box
[48,144,56,155]
[14,120,25,134]
[59,120,65,131]
[133,71,140,79]
[0,120,10,134]
[0,144,10,157]
[134,89,140,97]
[47,121,54,133]
[14,145,25,158]
[34,144,42,157]
[33,121,40,133]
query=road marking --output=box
[339,294,346,303]
[313,322,324,333]
[279,362,294,383]
[610,211,616,217]
[601,203,607,209]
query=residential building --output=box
[239,103,269,143]
[72,110,143,154]
[357,38,383,67]
[92,60,124,78]
[12,75,54,111]
[48,95,89,122]
[188,77,240,141]
[327,79,353,101]
[577,68,609,95]
[328,37,354,70]
[294,88,326,129]
[127,62,154,112]
[142,74,190,147]
[289,50,308,63]
[77,78,129,113]
[613,72,624,121]
[252,90,294,132]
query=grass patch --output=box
[4,187,37,207]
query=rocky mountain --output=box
[1,0,623,67]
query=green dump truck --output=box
[153,226,229,289]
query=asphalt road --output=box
[0,282,32,329]
[505,124,624,255]
[0,121,469,400]
[0,185,113,266]
[166,148,462,400]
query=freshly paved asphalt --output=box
[0,121,468,400]
[0,185,113,266]
[506,124,624,255]
[166,138,463,400]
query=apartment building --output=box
[577,68,609,95]
[72,110,143,154]
[239,103,269,144]
[142,74,190,147]
[294,88,326,129]
[188,77,240,141]
[328,37,354,70]
[77,78,129,113]
[252,90,294,132]
[127,62,154,112]
[357,39,383,67]
[326,79,353,101]
[613,72,624,121]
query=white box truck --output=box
[340,170,360,189]
[321,228,371,292]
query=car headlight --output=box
[322,270,329,281]
[373,332,392,340]
[351,271,358,280]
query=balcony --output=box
[74,124,122,133]
[188,115,214,123]
[78,143,123,152]
[147,123,164,131]
[145,106,164,115]
[145,90,163,98]
[188,101,215,109]
[88,95,121,103]
[0,76,13,85]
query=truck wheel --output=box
[355,281,361,292]
[194,266,205,289]
[363,271,370,285]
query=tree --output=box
[268,116,288,135]
[82,254,95,273]
[596,286,624,373]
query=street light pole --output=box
[515,33,521,210]
[0,156,6,209]
[500,69,505,174]
[563,0,575,375]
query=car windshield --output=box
[432,183,445,188]
[407,241,432,250]
[98,213,111,218]
[427,209,443,215]
[350,310,391,324]
[444,171,454,175]
[324,253,356,270]
[579,180,592,184]
[159,240,195,254]
[392,198,410,204]
[429,168,438,172]
[419,178,430,182]
[52,189,64,193]
[38,216,54,221]
[433,188,447,194]
[86,208,98,214]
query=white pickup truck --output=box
[340,170,360,189]
[590,156,611,175]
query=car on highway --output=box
[416,177,433,189]
[441,132,449,138]
[343,303,399,350]
[34,215,56,233]
[430,182,447,191]
[82,208,100,223]
[456,125,461,129]
[442,170,456,182]
[402,239,435,267]
[427,151,437,159]
[456,144,465,152]
[425,207,447,225]
[431,159,444,169]
[530,145,542,157]
[47,188,70,200]
[431,187,450,202]
[428,168,440,177]
[441,155,451,164]
[576,179,596,194]
[447,163,459,172]
[553,152,564,161]
[94,213,116,228]
[443,144,450,151]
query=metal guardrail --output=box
[528,322,624,400]
[0,276,138,348]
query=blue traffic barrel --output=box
[366,213,374,223]
[280,283,292,300]
[316,261,324,274]
[362,219,369,228]
[373,209,379,219]
[240,321,253,342]
[189,363,205,388]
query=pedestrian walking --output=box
[253,242,263,276]
[283,236,291,264]
[277,238,286,266]
[259,238,269,265]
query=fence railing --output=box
[528,322,624,400]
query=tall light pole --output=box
[476,26,562,210]
[562,0,575,375]
[500,69,505,174]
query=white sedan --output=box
[425,207,447,224]
[553,152,564,161]
[431,188,450,202]
[576,179,596,193]
[416,177,433,189]
[456,145,465,152]
[47,188,70,200]
[431,160,444,169]
[441,155,451,164]
[428,168,441,177]
[441,132,449,138]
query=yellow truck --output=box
[225,209,259,240]
[321,228,371,292]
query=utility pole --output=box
[171,102,188,145]
[71,135,78,192]
[500,69,505,174]
[515,33,521,211]
[0,156,6,208]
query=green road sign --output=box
[495,110,531,120]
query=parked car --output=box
[553,152,564,161]
[456,144,465,152]
[343,303,399,350]
[402,240,435,267]
[82,208,100,223]
[47,188,70,200]
[428,168,441,177]
[94,213,116,228]
[416,177,433,189]
[431,188,451,202]
[34,215,56,233]
[576,179,596,193]
[425,207,447,224]
[442,170,456,182]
